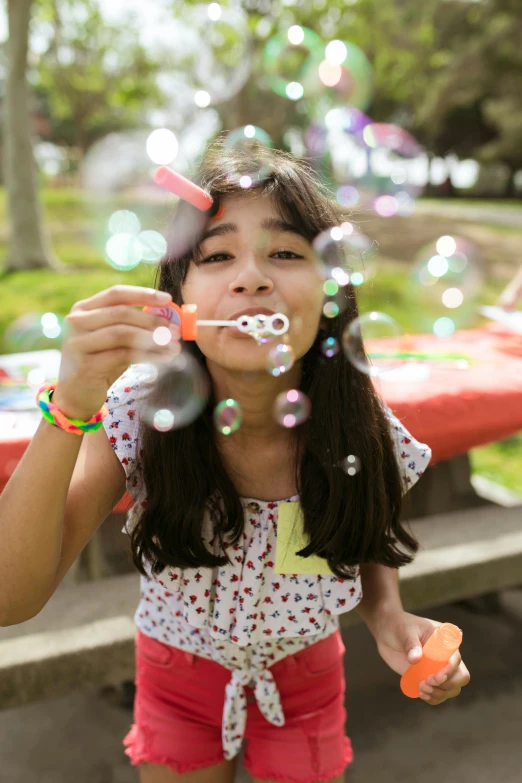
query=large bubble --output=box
[319,40,373,111]
[313,223,377,286]
[262,26,325,101]
[342,312,406,378]
[141,351,209,432]
[306,109,427,213]
[223,125,274,187]
[409,235,482,335]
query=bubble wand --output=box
[154,165,225,220]
[143,302,289,343]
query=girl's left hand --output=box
[372,609,471,705]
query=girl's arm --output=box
[355,564,403,635]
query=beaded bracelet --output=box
[36,381,108,436]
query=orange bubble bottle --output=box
[400,623,463,699]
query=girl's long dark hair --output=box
[130,136,420,581]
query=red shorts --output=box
[124,628,353,783]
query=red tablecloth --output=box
[1,324,521,511]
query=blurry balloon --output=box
[273,389,311,428]
[142,351,209,432]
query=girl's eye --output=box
[199,249,303,264]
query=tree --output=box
[2,0,57,272]
[32,0,166,157]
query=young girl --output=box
[1,139,470,783]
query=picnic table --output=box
[1,322,522,578]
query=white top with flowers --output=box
[102,364,432,760]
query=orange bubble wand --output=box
[400,623,463,698]
[154,166,224,219]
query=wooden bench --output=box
[1,502,521,711]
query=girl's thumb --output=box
[407,643,423,662]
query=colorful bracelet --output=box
[36,381,108,436]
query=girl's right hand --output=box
[52,285,180,421]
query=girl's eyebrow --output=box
[200,217,304,243]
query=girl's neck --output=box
[207,358,302,446]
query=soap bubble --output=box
[105,233,143,271]
[323,302,340,318]
[108,210,141,236]
[246,313,280,345]
[153,4,252,106]
[223,125,274,187]
[339,454,362,476]
[262,26,325,101]
[3,312,66,352]
[214,398,242,435]
[313,223,377,285]
[321,337,340,357]
[142,351,209,432]
[273,389,311,428]
[137,230,168,263]
[342,312,404,378]
[410,236,482,333]
[306,110,427,213]
[320,40,373,111]
[266,343,295,377]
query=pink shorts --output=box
[124,628,353,783]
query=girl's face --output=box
[181,193,325,373]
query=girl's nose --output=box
[229,258,274,295]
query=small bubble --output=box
[266,343,295,377]
[273,390,311,428]
[214,399,242,435]
[321,337,340,358]
[339,454,362,476]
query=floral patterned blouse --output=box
[102,364,432,760]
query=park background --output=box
[1,0,521,495]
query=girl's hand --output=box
[54,285,179,421]
[372,608,471,705]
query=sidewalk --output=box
[1,589,521,783]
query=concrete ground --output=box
[1,589,522,783]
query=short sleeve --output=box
[383,405,433,495]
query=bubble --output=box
[246,314,280,346]
[105,233,143,271]
[320,40,373,111]
[339,454,361,476]
[3,312,66,352]
[223,125,274,186]
[154,4,252,105]
[146,129,179,165]
[266,344,295,376]
[342,312,404,378]
[323,302,340,318]
[194,90,211,108]
[321,337,340,357]
[410,236,482,333]
[214,398,242,435]
[108,210,141,236]
[307,110,426,212]
[262,26,325,101]
[312,224,377,286]
[142,351,209,432]
[137,230,168,263]
[273,389,311,428]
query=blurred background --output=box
[0,0,521,492]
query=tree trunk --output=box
[3,0,58,271]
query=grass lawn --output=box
[1,188,521,495]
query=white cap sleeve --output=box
[383,405,432,495]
